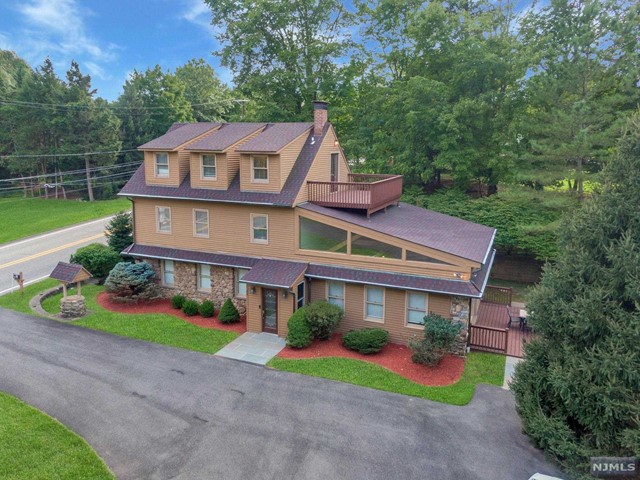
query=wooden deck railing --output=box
[307,174,403,216]
[482,285,513,306]
[469,324,509,354]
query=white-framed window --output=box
[327,281,344,310]
[193,209,209,238]
[197,264,212,291]
[156,206,171,233]
[155,152,169,177]
[365,286,384,322]
[250,214,268,244]
[251,155,268,182]
[235,268,249,297]
[296,281,305,310]
[406,292,428,326]
[162,260,174,286]
[201,154,216,179]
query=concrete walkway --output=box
[215,332,286,365]
[503,355,522,389]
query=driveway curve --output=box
[0,308,562,480]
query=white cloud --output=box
[181,0,211,29]
[0,31,12,50]
[8,0,117,84]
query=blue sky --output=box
[0,0,230,101]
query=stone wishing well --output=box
[49,261,92,318]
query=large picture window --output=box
[299,217,347,253]
[201,154,216,179]
[156,206,171,233]
[198,264,211,291]
[406,292,428,325]
[251,155,268,182]
[327,281,344,310]
[406,251,450,264]
[155,152,169,177]
[236,268,249,297]
[162,260,174,286]
[193,209,209,237]
[251,214,268,243]
[365,286,384,322]
[351,234,402,259]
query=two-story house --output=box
[119,102,496,350]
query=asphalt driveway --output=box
[0,308,562,480]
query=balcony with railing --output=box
[307,173,403,217]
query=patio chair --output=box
[507,306,514,328]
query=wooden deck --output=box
[475,302,533,358]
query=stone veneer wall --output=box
[450,296,470,357]
[144,259,246,314]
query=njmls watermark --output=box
[590,457,638,478]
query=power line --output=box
[0,149,139,159]
[0,98,249,110]
[0,161,142,183]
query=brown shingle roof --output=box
[236,123,313,153]
[241,259,308,289]
[186,123,266,152]
[50,262,92,283]
[138,122,220,150]
[120,123,329,206]
[298,202,495,264]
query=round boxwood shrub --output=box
[70,243,121,278]
[305,300,343,340]
[171,294,186,309]
[218,298,240,324]
[342,328,389,354]
[199,300,215,318]
[286,308,312,348]
[181,299,199,317]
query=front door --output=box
[262,288,278,334]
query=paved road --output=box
[0,310,562,480]
[0,217,113,295]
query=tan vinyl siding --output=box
[295,126,351,205]
[279,131,310,186]
[239,154,282,193]
[144,151,181,186]
[190,152,228,190]
[310,279,326,305]
[178,150,190,183]
[133,198,296,257]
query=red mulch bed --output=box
[97,292,247,334]
[277,334,465,387]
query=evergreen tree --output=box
[105,211,133,254]
[511,115,640,476]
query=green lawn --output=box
[268,351,505,405]
[487,278,535,303]
[0,278,60,314]
[41,284,238,354]
[0,197,129,245]
[0,392,114,480]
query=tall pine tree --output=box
[511,115,640,476]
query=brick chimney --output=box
[313,100,328,137]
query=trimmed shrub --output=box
[70,243,121,278]
[305,300,343,340]
[199,300,215,318]
[171,294,186,309]
[342,328,389,354]
[218,298,240,324]
[182,299,199,317]
[104,261,159,303]
[286,308,312,348]
[409,313,463,366]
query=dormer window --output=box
[201,154,216,179]
[155,152,169,177]
[251,155,268,182]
